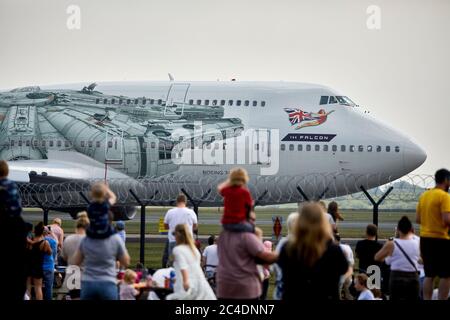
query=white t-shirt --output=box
[164,207,198,242]
[202,244,219,272]
[358,289,375,300]
[339,243,355,266]
[326,213,335,226]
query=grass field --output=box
[36,207,416,240]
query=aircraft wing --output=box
[8,150,131,183]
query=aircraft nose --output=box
[403,140,427,173]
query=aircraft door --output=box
[165,83,190,117]
[105,129,124,166]
[252,129,271,165]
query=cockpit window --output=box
[329,96,337,104]
[319,95,356,106]
[336,96,355,106]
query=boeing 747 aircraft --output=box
[0,80,426,218]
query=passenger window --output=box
[149,99,154,104]
[142,99,146,104]
[386,146,391,152]
[315,145,320,151]
[298,144,303,151]
[228,100,233,106]
[236,100,241,106]
[189,99,193,105]
[320,96,329,105]
[135,99,139,104]
[127,99,131,105]
[376,145,381,152]
[57,141,62,147]
[111,98,116,104]
[33,140,38,147]
[252,100,257,107]
[358,145,364,152]
[88,141,93,148]
[395,146,400,152]
[306,145,311,151]
[212,100,218,106]
[341,145,346,152]
[18,140,22,147]
[119,99,123,104]
[157,99,162,105]
[244,100,250,107]
[96,141,100,148]
[350,145,355,152]
[142,142,147,149]
[65,141,70,148]
[329,96,337,104]
[108,141,113,148]
[281,144,286,151]
[332,145,337,152]
[367,145,373,152]
[261,101,266,107]
[196,99,202,105]
[151,142,156,148]
[41,141,45,147]
[220,100,226,106]
[323,145,328,151]
[95,98,100,104]
[104,98,108,104]
[26,140,30,147]
[204,100,209,106]
[80,141,84,148]
[289,144,294,151]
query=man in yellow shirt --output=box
[416,169,450,300]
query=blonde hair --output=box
[174,224,197,255]
[318,201,327,212]
[90,183,107,202]
[77,211,88,219]
[288,202,333,267]
[76,216,90,230]
[228,167,249,187]
[123,269,137,284]
[286,212,299,236]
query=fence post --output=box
[254,189,269,207]
[31,195,49,225]
[129,189,146,265]
[360,186,394,229]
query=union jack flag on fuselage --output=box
[284,108,334,130]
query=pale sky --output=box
[1,0,449,175]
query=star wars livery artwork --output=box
[0,84,244,179]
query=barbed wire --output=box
[18,172,434,208]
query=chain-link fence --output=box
[18,172,434,209]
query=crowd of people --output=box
[0,159,449,301]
